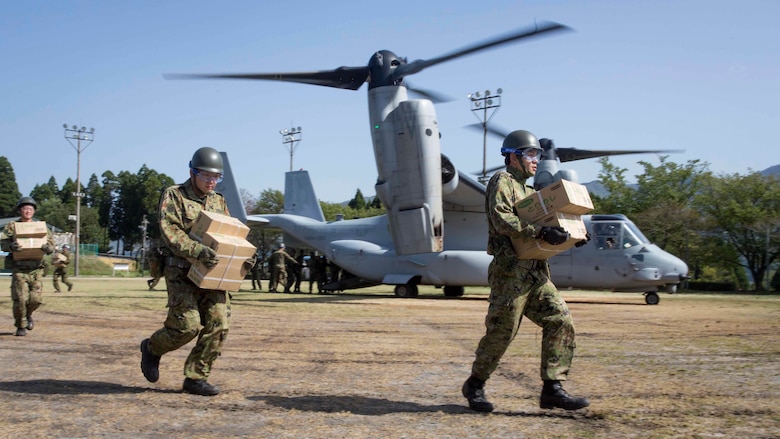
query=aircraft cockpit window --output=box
[594,222,621,250]
[623,221,650,245]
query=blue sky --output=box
[2,0,778,203]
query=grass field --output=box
[0,277,778,438]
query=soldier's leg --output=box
[11,272,30,329]
[183,289,229,380]
[62,271,73,289]
[470,276,527,381]
[279,271,288,292]
[26,272,44,316]
[148,269,201,357]
[523,279,575,381]
[52,270,61,292]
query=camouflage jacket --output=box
[159,178,229,260]
[270,249,297,268]
[485,166,540,259]
[0,220,55,270]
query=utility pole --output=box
[279,126,302,171]
[63,124,96,276]
[468,89,502,184]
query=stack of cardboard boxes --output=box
[512,179,594,259]
[186,211,256,291]
[13,222,49,260]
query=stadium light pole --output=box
[63,124,95,277]
[279,126,302,172]
[468,89,502,184]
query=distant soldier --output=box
[0,197,55,336]
[269,243,297,293]
[307,251,319,294]
[52,244,74,293]
[250,249,262,291]
[292,251,304,293]
[316,255,328,294]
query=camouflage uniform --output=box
[1,220,55,332]
[470,166,577,382]
[52,249,74,292]
[145,178,231,381]
[269,247,296,292]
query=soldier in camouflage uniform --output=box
[0,197,55,336]
[139,147,254,396]
[462,130,590,412]
[268,243,297,293]
[52,244,74,293]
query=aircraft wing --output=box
[443,171,486,213]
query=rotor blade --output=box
[164,66,370,91]
[465,123,510,139]
[556,148,685,163]
[392,21,571,81]
[406,82,454,103]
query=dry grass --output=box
[0,277,778,438]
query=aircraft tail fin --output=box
[284,170,325,222]
[216,152,247,223]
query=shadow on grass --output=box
[0,379,177,395]
[249,394,582,418]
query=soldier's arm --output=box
[488,173,537,239]
[0,222,16,252]
[159,187,204,259]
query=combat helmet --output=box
[189,147,224,174]
[500,130,542,156]
[16,196,37,211]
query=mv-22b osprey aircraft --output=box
[174,21,689,304]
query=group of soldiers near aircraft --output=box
[252,243,344,294]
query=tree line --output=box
[1,155,778,291]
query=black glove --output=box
[538,226,569,246]
[574,232,592,248]
[197,246,220,269]
[41,243,54,254]
[11,241,22,252]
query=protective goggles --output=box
[500,147,542,163]
[192,168,224,184]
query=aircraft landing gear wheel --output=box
[394,284,419,298]
[443,286,464,297]
[644,292,660,305]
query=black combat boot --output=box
[140,339,161,383]
[26,315,34,331]
[539,380,589,410]
[462,375,494,413]
[183,378,220,396]
[15,327,27,336]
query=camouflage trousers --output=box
[470,258,576,382]
[270,267,287,292]
[52,267,73,292]
[10,269,44,329]
[148,266,230,381]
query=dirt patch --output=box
[1,278,778,438]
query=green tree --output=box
[251,189,284,214]
[348,188,366,210]
[693,172,780,291]
[30,176,59,204]
[0,156,22,217]
[591,157,639,214]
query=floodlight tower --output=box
[468,89,502,184]
[63,124,96,277]
[279,127,302,171]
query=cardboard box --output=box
[514,179,594,223]
[512,213,588,260]
[15,222,48,238]
[187,232,256,291]
[53,253,67,267]
[189,211,250,241]
[14,237,48,260]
